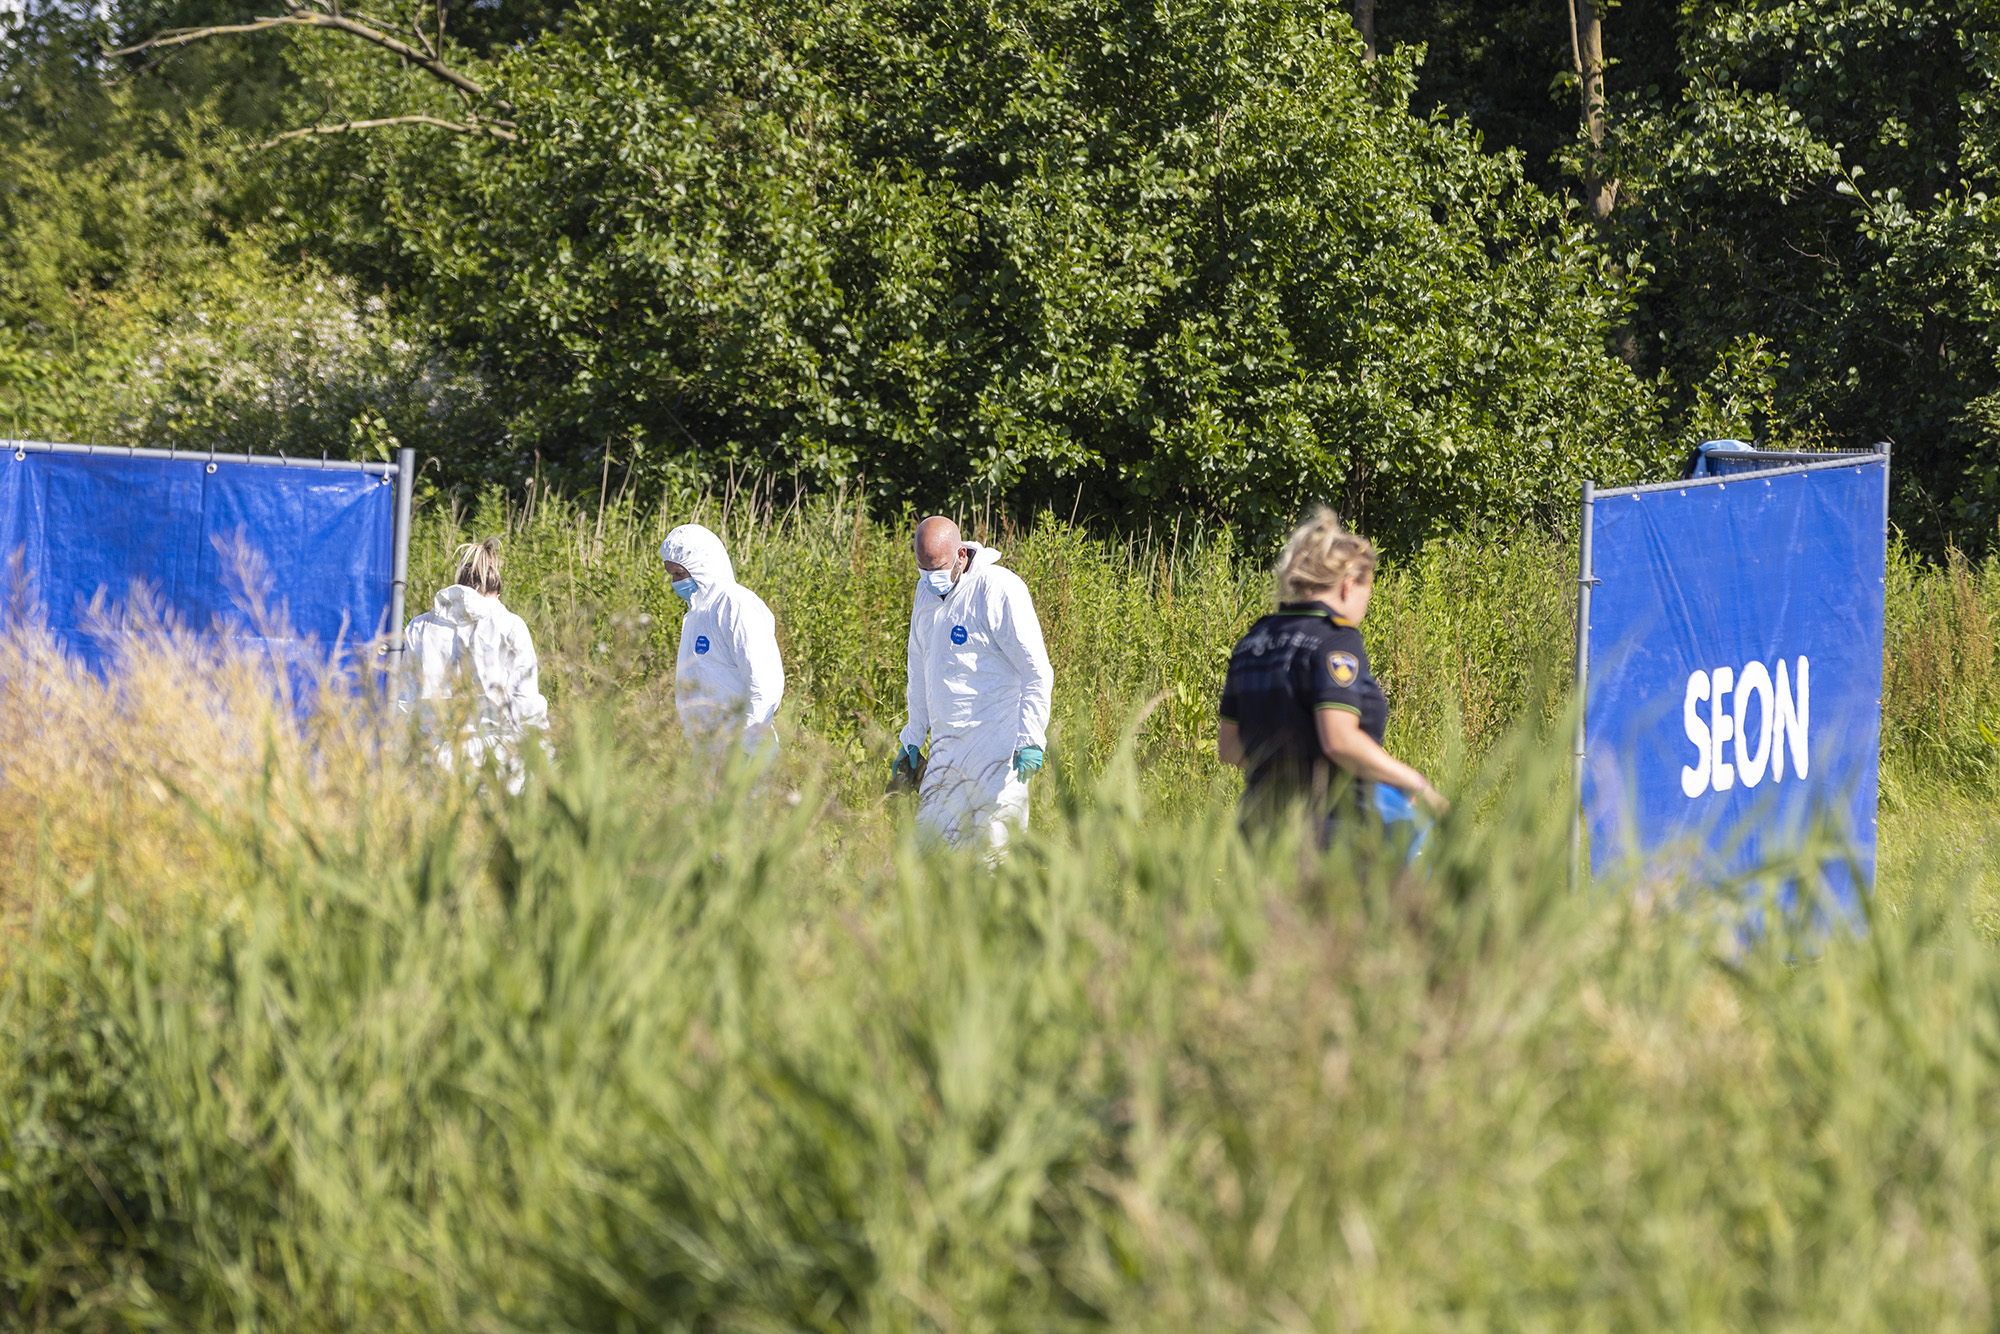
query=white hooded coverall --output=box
[400,584,550,785]
[900,543,1054,852]
[660,524,785,755]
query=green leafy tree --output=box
[0,6,503,460]
[1598,1,2000,549]
[1372,1,2000,552]
[20,0,1672,542]
[353,0,1662,543]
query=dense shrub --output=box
[425,0,1665,542]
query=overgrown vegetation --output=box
[8,505,2000,1328]
[1383,0,2000,551]
[403,487,1577,810]
[13,0,2000,547]
[406,490,2000,806]
[14,0,2000,1319]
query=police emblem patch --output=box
[1327,652,1358,687]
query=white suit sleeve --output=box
[995,576,1053,750]
[899,589,930,750]
[732,592,785,734]
[507,616,550,732]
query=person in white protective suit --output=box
[400,537,550,790]
[659,523,785,757]
[894,515,1054,854]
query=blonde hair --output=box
[1276,507,1376,601]
[453,536,503,598]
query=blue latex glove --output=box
[1372,783,1432,865]
[1012,745,1045,779]
[887,743,925,795]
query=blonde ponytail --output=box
[453,536,504,598]
[1276,507,1376,601]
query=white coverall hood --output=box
[961,542,1004,580]
[427,583,500,626]
[899,542,1054,854]
[661,524,786,755]
[659,525,736,604]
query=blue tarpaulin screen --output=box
[1582,458,1887,894]
[0,449,396,671]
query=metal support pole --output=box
[1571,480,1596,891]
[1877,439,1892,540]
[388,446,415,670]
[1873,441,1891,891]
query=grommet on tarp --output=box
[13,450,24,462]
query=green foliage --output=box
[26,0,2000,549]
[9,604,2000,1327]
[1377,0,1685,195]
[388,0,1661,544]
[6,495,2000,1327]
[0,9,506,463]
[413,489,2000,814]
[1592,0,2000,548]
[18,0,1667,542]
[1376,0,2000,552]
[404,490,1588,820]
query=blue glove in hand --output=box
[888,743,925,795]
[1012,746,1045,779]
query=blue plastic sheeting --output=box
[0,450,396,673]
[1582,459,1887,898]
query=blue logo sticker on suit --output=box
[950,625,968,645]
[694,635,710,654]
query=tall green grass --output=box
[411,485,2000,818]
[7,495,2000,1328]
[410,486,1579,817]
[406,484,2000,944]
[6,627,2000,1329]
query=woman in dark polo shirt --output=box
[1217,508,1444,840]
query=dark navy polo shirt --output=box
[1219,601,1388,815]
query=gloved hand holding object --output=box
[1012,746,1044,779]
[888,742,926,794]
[1371,783,1432,865]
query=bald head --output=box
[914,515,964,571]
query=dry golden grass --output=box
[0,593,435,935]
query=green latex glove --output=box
[889,743,925,793]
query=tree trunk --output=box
[1353,0,1375,62]
[1572,0,1614,221]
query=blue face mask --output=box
[922,567,957,599]
[672,577,698,603]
